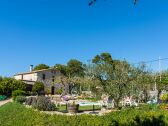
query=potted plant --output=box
[67,101,79,113]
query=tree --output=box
[53,59,85,94]
[33,64,50,71]
[156,70,168,91]
[54,64,67,76]
[106,60,132,107]
[90,53,133,107]
[131,63,154,102]
[54,73,86,95]
[0,77,26,96]
[84,63,103,98]
[90,52,114,94]
[32,82,44,95]
[92,52,114,83]
[67,59,85,77]
[87,53,155,107]
[0,76,2,82]
[54,59,84,77]
[155,70,168,100]
[92,52,113,65]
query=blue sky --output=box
[0,0,168,76]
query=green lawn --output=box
[0,102,168,126]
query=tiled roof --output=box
[14,68,58,76]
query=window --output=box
[42,74,45,80]
[51,86,55,95]
[52,76,55,82]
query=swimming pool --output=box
[78,102,102,107]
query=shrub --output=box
[56,88,63,95]
[12,90,26,100]
[25,97,32,105]
[33,96,56,111]
[31,97,37,106]
[27,91,37,96]
[25,96,55,111]
[160,93,168,102]
[0,78,26,97]
[44,88,51,95]
[15,96,26,103]
[32,82,44,95]
[25,97,37,106]
[158,103,167,109]
[1,103,168,126]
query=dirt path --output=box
[0,99,12,107]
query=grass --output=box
[0,102,168,126]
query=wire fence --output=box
[132,57,168,72]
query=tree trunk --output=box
[114,98,120,108]
[143,90,148,103]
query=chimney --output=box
[30,65,33,72]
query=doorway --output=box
[51,86,55,95]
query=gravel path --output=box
[0,99,12,107]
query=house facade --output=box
[13,66,66,94]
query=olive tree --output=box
[85,53,133,107]
[131,63,155,103]
[54,59,85,94]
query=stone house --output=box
[14,65,68,95]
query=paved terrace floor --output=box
[0,99,12,107]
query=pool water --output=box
[78,102,101,106]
